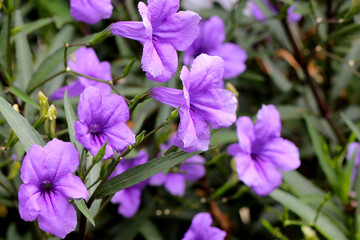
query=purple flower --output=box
[184,16,247,79]
[227,104,300,196]
[50,47,111,100]
[182,213,226,240]
[70,0,113,24]
[346,142,360,187]
[74,86,135,159]
[111,0,201,82]
[110,150,148,218]
[149,155,205,196]
[18,139,88,239]
[152,54,238,152]
[243,0,301,23]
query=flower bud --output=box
[38,91,49,118]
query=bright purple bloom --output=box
[70,0,113,24]
[182,213,226,240]
[18,139,88,239]
[152,54,237,152]
[243,0,301,23]
[184,16,247,79]
[74,86,135,159]
[346,142,360,187]
[110,150,148,218]
[227,104,300,196]
[50,47,111,100]
[111,0,201,82]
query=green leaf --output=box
[63,91,83,153]
[122,58,137,78]
[14,10,33,92]
[341,112,360,142]
[0,96,45,151]
[303,114,337,188]
[211,129,238,145]
[139,220,163,240]
[95,150,201,198]
[93,142,108,163]
[7,87,39,110]
[270,189,348,240]
[74,199,95,226]
[11,18,53,37]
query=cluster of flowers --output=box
[18,0,302,238]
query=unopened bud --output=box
[38,91,49,117]
[12,104,19,112]
[45,105,57,139]
[226,82,239,98]
[89,25,113,45]
[170,106,180,120]
[46,104,57,120]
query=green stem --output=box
[6,13,12,83]
[82,161,97,181]
[27,69,67,94]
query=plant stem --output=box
[278,7,347,145]
[6,13,12,83]
[27,69,67,94]
[82,161,97,181]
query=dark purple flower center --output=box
[40,181,54,195]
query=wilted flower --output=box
[152,54,237,152]
[74,86,135,159]
[182,213,226,240]
[110,150,148,218]
[50,47,111,100]
[228,104,301,196]
[70,0,113,24]
[111,0,201,82]
[184,16,247,79]
[18,139,88,239]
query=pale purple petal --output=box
[151,87,185,109]
[49,80,85,100]
[164,173,186,196]
[254,104,281,141]
[101,94,130,125]
[20,145,46,184]
[182,213,226,240]
[54,174,89,199]
[347,142,360,183]
[104,122,136,153]
[43,139,79,181]
[210,43,247,79]
[149,172,166,186]
[70,0,113,24]
[287,5,302,23]
[18,184,41,221]
[258,138,300,171]
[143,41,178,82]
[37,192,77,239]
[76,83,103,126]
[243,1,266,22]
[148,0,179,27]
[153,11,201,51]
[191,89,237,129]
[111,21,149,43]
[227,143,241,157]
[111,188,142,218]
[235,117,255,153]
[182,155,206,181]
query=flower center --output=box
[40,181,54,195]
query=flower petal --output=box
[77,86,103,125]
[37,192,77,239]
[111,21,149,43]
[149,172,166,186]
[182,155,206,181]
[235,117,255,153]
[70,0,113,24]
[151,87,185,108]
[191,89,237,129]
[259,138,300,171]
[153,10,201,51]
[101,94,130,126]
[143,41,178,82]
[254,104,281,141]
[227,143,241,157]
[54,174,88,200]
[182,213,226,240]
[210,43,247,79]
[49,80,85,100]
[148,0,179,27]
[111,188,142,218]
[104,122,136,153]
[21,144,47,184]
[18,184,41,221]
[164,173,186,196]
[43,139,79,181]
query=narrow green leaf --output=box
[74,199,95,226]
[270,189,348,240]
[93,142,107,163]
[11,18,53,37]
[122,58,137,78]
[303,114,337,188]
[14,10,33,92]
[0,96,45,151]
[341,113,360,142]
[139,220,164,240]
[7,86,39,110]
[95,151,201,198]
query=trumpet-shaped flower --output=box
[184,16,247,79]
[182,213,226,240]
[110,150,148,218]
[18,139,88,239]
[50,47,111,100]
[70,0,113,24]
[228,105,301,196]
[152,54,237,152]
[74,86,135,159]
[111,0,201,82]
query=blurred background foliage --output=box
[2,0,360,239]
